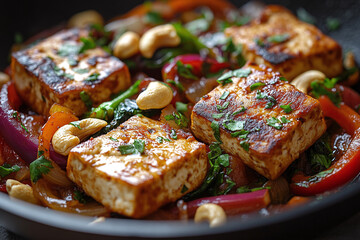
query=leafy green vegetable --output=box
[250,82,265,91]
[240,140,250,152]
[109,136,118,142]
[170,129,178,140]
[79,37,97,54]
[175,102,188,113]
[280,104,293,113]
[310,79,341,106]
[30,155,53,183]
[57,43,81,57]
[232,107,247,115]
[217,68,252,86]
[267,117,283,130]
[217,77,233,86]
[223,120,245,132]
[256,91,277,109]
[85,73,100,82]
[165,112,189,128]
[216,101,229,112]
[220,38,246,67]
[230,130,249,139]
[73,68,89,74]
[236,186,270,194]
[181,184,189,193]
[69,121,82,129]
[176,61,198,80]
[145,11,164,25]
[74,190,88,204]
[220,91,230,100]
[118,139,145,155]
[166,79,185,92]
[267,34,290,43]
[279,77,288,82]
[307,133,334,173]
[0,164,20,178]
[212,113,225,119]
[280,116,291,124]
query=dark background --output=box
[0,0,360,239]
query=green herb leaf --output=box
[85,73,100,82]
[181,184,189,193]
[0,164,20,178]
[236,186,270,193]
[170,129,178,140]
[250,82,265,91]
[175,102,188,113]
[176,61,198,80]
[233,68,252,78]
[73,68,89,74]
[118,139,145,155]
[310,80,341,106]
[57,43,81,57]
[217,154,230,167]
[166,79,185,92]
[211,121,222,142]
[326,17,341,31]
[216,101,230,112]
[80,91,93,110]
[232,107,247,115]
[223,120,245,132]
[267,117,283,130]
[145,11,164,25]
[220,91,230,100]
[185,18,210,35]
[30,155,53,183]
[165,112,188,128]
[79,37,96,53]
[231,129,249,139]
[280,104,293,113]
[265,96,277,109]
[69,121,82,129]
[280,116,291,124]
[240,140,250,151]
[74,190,88,204]
[254,38,265,47]
[212,113,225,119]
[267,34,290,43]
[109,136,119,142]
[279,77,288,82]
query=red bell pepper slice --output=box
[290,96,360,196]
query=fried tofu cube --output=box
[191,63,326,180]
[225,5,343,80]
[67,115,207,218]
[11,28,131,116]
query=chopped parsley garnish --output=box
[267,34,290,43]
[79,37,97,54]
[307,133,334,173]
[297,8,317,25]
[176,61,198,80]
[73,68,89,74]
[220,91,230,100]
[223,120,245,132]
[326,17,341,31]
[217,68,252,86]
[308,169,334,183]
[250,82,266,91]
[164,112,188,128]
[212,113,225,119]
[279,77,288,82]
[118,139,145,155]
[53,66,74,79]
[85,73,100,82]
[185,18,210,36]
[0,164,20,178]
[175,102,188,113]
[74,190,88,204]
[80,91,93,110]
[221,38,246,67]
[280,104,293,113]
[109,136,119,142]
[254,38,265,47]
[69,121,82,129]
[211,121,222,142]
[256,91,277,109]
[170,129,178,140]
[230,129,249,139]
[145,11,164,25]
[166,79,185,92]
[280,116,291,124]
[267,117,283,130]
[310,79,341,106]
[57,43,81,57]
[216,101,230,112]
[156,136,171,143]
[29,155,53,183]
[240,140,250,152]
[232,107,247,115]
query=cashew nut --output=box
[6,179,40,205]
[52,118,107,156]
[344,51,359,86]
[113,31,140,59]
[194,203,227,227]
[136,81,173,110]
[0,72,10,87]
[68,10,104,28]
[290,70,326,94]
[139,24,181,58]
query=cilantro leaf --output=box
[267,117,283,130]
[220,91,230,100]
[118,139,145,155]
[30,155,53,183]
[85,73,100,82]
[240,140,250,151]
[212,113,225,119]
[223,120,245,132]
[0,164,20,178]
[216,101,230,112]
[280,116,291,124]
[175,102,188,113]
[80,91,93,110]
[310,80,341,106]
[297,8,317,25]
[79,37,96,54]
[176,61,198,80]
[231,129,249,139]
[145,11,164,25]
[250,82,265,91]
[170,129,178,139]
[326,17,341,31]
[280,104,293,113]
[267,34,290,43]
[69,121,82,129]
[211,121,222,142]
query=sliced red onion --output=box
[0,84,67,169]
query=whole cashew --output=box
[194,203,227,227]
[290,70,326,94]
[68,10,104,28]
[113,31,140,59]
[139,24,181,58]
[136,81,173,110]
[6,179,40,205]
[52,118,107,156]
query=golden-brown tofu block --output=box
[191,63,326,180]
[11,28,131,116]
[67,115,207,218]
[225,5,343,80]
